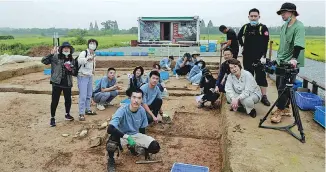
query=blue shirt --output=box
[109,105,148,135]
[94,76,116,93]
[174,57,184,70]
[159,57,171,67]
[140,83,162,105]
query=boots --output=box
[107,158,116,172]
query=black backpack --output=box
[72,50,88,77]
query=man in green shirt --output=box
[271,2,305,123]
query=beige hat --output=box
[192,51,200,56]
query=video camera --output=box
[253,59,299,78]
[252,58,276,74]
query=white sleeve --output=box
[225,74,236,99]
[77,51,88,65]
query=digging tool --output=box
[135,160,162,164]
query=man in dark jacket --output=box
[215,48,232,93]
[41,42,76,127]
[237,8,270,106]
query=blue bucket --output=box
[200,46,206,52]
[160,71,169,80]
[141,52,148,56]
[116,52,124,56]
[44,69,51,75]
[131,52,139,56]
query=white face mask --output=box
[89,44,97,50]
[198,63,203,67]
[62,51,70,56]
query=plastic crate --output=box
[160,71,169,80]
[131,52,139,56]
[295,92,323,110]
[200,46,206,52]
[314,106,325,128]
[171,163,209,172]
[44,69,51,75]
[293,79,303,90]
[116,52,124,56]
[95,51,101,56]
[140,52,148,56]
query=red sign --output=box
[173,23,183,39]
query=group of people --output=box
[42,2,305,171]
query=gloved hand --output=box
[163,87,167,92]
[123,134,136,147]
[260,57,266,64]
[289,58,298,67]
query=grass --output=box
[0,34,324,62]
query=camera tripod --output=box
[259,77,305,143]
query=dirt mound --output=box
[27,45,52,57]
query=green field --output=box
[0,34,324,62]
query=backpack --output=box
[72,50,88,77]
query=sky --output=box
[0,0,325,29]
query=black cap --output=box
[277,2,299,16]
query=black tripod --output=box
[259,75,305,143]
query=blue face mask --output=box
[250,21,258,26]
[285,17,292,24]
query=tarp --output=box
[0,54,32,66]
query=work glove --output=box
[260,56,266,64]
[123,134,136,147]
[163,87,167,92]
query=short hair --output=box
[227,58,242,70]
[153,63,161,70]
[249,8,260,15]
[88,39,98,46]
[149,70,160,78]
[169,56,174,60]
[224,48,233,54]
[219,25,227,32]
[133,66,144,76]
[126,87,144,98]
[107,67,116,72]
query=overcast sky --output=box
[0,0,325,29]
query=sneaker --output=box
[249,109,257,118]
[107,158,116,172]
[104,102,114,107]
[65,114,74,121]
[97,104,105,111]
[192,83,199,86]
[282,108,292,116]
[50,118,56,127]
[271,109,283,123]
[176,74,179,79]
[79,115,86,121]
[261,95,271,106]
[85,110,97,115]
[198,102,204,108]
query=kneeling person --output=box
[141,71,163,124]
[199,72,220,108]
[107,88,160,172]
[93,68,120,111]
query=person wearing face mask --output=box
[128,66,146,89]
[77,39,98,121]
[225,59,262,118]
[271,2,305,123]
[107,87,160,172]
[215,48,232,93]
[237,8,271,107]
[93,68,121,111]
[41,42,76,127]
[159,56,174,71]
[187,60,206,86]
[188,51,200,68]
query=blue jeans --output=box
[77,75,93,115]
[189,73,202,84]
[93,91,118,105]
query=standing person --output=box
[271,2,305,123]
[225,59,262,118]
[106,88,160,172]
[128,66,146,89]
[77,39,98,121]
[140,71,164,124]
[237,8,271,106]
[219,25,239,59]
[93,68,120,111]
[174,53,192,79]
[41,42,75,127]
[160,56,174,71]
[215,48,232,93]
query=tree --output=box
[94,21,99,31]
[129,27,138,34]
[201,19,206,28]
[89,22,94,31]
[207,20,213,28]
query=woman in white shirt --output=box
[225,59,262,118]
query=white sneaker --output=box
[97,104,105,111]
[192,83,199,86]
[176,74,179,79]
